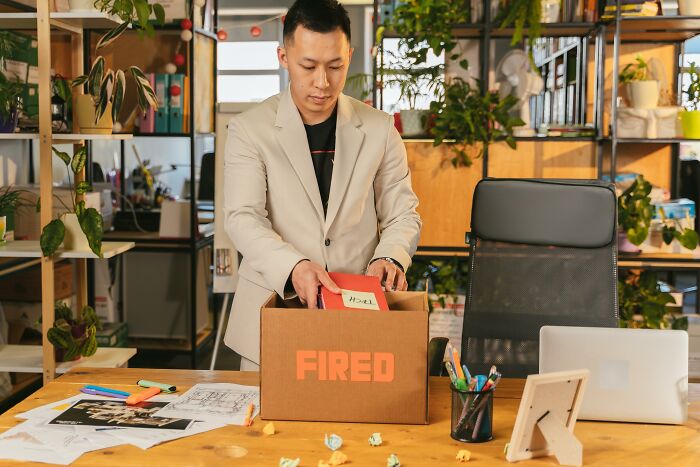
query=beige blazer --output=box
[222,88,422,363]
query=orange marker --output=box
[244,403,255,426]
[126,386,161,405]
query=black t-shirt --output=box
[304,108,337,216]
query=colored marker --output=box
[445,362,468,391]
[80,388,128,399]
[475,375,487,392]
[462,364,472,385]
[244,403,255,426]
[83,385,130,397]
[126,386,161,405]
[137,379,177,393]
[449,344,466,381]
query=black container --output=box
[450,383,494,442]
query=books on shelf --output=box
[601,1,659,18]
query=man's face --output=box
[278,26,353,123]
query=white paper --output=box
[341,289,380,310]
[153,383,260,425]
[105,420,226,450]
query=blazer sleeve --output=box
[371,116,422,270]
[223,116,307,298]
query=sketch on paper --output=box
[154,383,260,424]
[48,400,193,430]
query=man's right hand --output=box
[291,260,340,309]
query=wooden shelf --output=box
[604,16,700,42]
[0,133,133,142]
[0,240,135,259]
[618,252,700,270]
[0,11,124,32]
[0,345,136,373]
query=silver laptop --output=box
[539,326,688,424]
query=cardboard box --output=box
[0,261,73,301]
[260,291,429,424]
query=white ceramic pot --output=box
[541,0,561,23]
[61,213,91,252]
[679,0,700,16]
[627,80,659,109]
[68,0,97,11]
[0,216,5,244]
[399,109,428,137]
[75,94,113,134]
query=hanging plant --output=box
[497,0,543,59]
[93,0,166,37]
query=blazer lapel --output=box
[325,94,365,233]
[275,89,324,220]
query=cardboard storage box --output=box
[0,260,73,301]
[260,291,429,424]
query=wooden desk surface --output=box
[1,368,699,466]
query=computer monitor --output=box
[539,325,688,424]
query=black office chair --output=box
[461,178,619,378]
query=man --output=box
[223,0,421,371]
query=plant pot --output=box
[680,110,700,139]
[0,215,5,244]
[626,81,659,109]
[61,213,91,252]
[68,0,97,11]
[0,106,18,133]
[618,231,641,253]
[75,94,113,134]
[541,0,561,23]
[55,346,82,363]
[679,0,700,15]
[400,109,428,137]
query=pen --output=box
[137,379,177,393]
[83,385,131,397]
[462,364,472,385]
[445,362,468,392]
[126,386,161,405]
[449,344,466,381]
[80,388,129,399]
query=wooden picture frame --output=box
[506,369,590,467]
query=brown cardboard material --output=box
[260,291,429,424]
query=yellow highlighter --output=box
[126,386,161,405]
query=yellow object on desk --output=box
[1,368,699,466]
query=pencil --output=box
[244,403,255,426]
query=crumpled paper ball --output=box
[387,453,401,467]
[263,422,276,435]
[328,451,348,466]
[279,458,300,467]
[324,433,343,451]
[368,432,383,446]
[456,449,472,462]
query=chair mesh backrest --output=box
[462,179,619,378]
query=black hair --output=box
[283,0,351,44]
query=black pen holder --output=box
[450,383,494,443]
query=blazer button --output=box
[325,239,331,246]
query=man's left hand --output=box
[366,259,408,291]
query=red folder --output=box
[320,272,389,311]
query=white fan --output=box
[495,50,544,136]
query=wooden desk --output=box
[1,368,699,466]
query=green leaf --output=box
[662,225,675,244]
[47,327,70,349]
[71,146,87,174]
[40,218,65,256]
[95,71,113,124]
[71,75,88,88]
[87,56,105,98]
[78,207,103,258]
[96,21,130,50]
[63,342,81,361]
[153,3,166,25]
[112,69,126,122]
[51,147,71,166]
[459,59,469,70]
[75,181,91,195]
[133,0,151,30]
[678,229,699,250]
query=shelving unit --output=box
[0,3,136,383]
[81,15,219,369]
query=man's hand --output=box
[366,259,407,291]
[291,260,340,309]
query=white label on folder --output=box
[341,289,380,310]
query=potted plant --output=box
[429,72,525,167]
[39,145,104,257]
[681,61,700,139]
[407,256,469,312]
[618,270,687,330]
[617,175,653,251]
[655,205,698,252]
[46,301,100,362]
[94,0,166,37]
[0,72,23,133]
[0,185,29,243]
[72,4,161,134]
[619,55,659,109]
